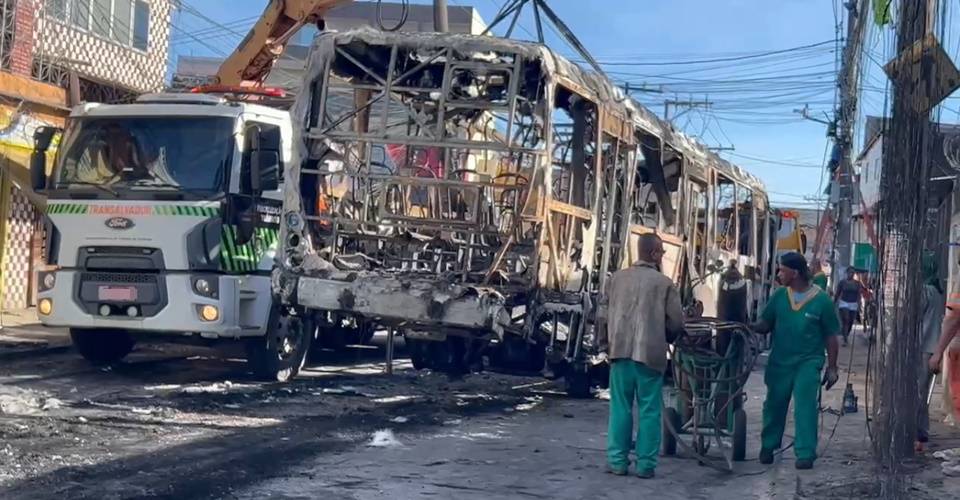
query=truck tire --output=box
[247,307,312,382]
[70,328,135,366]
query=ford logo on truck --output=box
[105,217,135,230]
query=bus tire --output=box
[247,307,311,382]
[564,368,591,398]
[70,328,135,366]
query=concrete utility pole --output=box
[830,0,869,283]
[434,0,449,32]
[873,0,960,496]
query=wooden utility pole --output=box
[874,0,960,496]
[830,0,868,283]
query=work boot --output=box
[795,459,814,470]
[759,448,775,465]
[636,468,655,479]
[606,464,628,476]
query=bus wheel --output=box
[247,307,312,382]
[70,328,135,366]
[406,338,432,370]
[564,364,592,398]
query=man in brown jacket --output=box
[598,233,684,478]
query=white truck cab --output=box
[31,93,311,381]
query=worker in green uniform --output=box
[811,260,828,291]
[752,252,841,470]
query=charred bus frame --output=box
[276,29,777,393]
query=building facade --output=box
[35,0,173,98]
[0,0,173,311]
[852,117,958,277]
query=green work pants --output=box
[761,358,823,460]
[607,359,663,471]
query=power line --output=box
[581,39,839,66]
[724,151,826,168]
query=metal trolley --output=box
[662,319,759,471]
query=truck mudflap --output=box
[292,272,512,337]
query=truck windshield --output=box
[54,116,235,193]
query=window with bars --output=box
[46,0,150,51]
[0,0,15,70]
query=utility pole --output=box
[829,0,868,284]
[874,0,959,496]
[434,0,448,32]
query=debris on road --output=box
[934,448,960,477]
[321,386,372,397]
[368,429,402,448]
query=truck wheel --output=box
[247,307,312,382]
[70,328,135,366]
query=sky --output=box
[168,0,960,208]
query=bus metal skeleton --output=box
[275,29,782,394]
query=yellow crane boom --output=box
[214,0,352,87]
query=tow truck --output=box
[29,0,349,381]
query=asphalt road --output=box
[0,333,956,499]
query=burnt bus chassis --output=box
[275,29,769,394]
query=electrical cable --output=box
[376,0,409,32]
[580,40,837,67]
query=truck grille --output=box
[80,272,158,284]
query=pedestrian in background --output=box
[929,261,960,428]
[919,253,944,447]
[598,233,684,479]
[753,252,841,470]
[834,267,867,346]
[811,260,828,291]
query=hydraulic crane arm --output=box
[215,0,351,87]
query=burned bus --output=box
[274,29,779,394]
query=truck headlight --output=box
[199,305,220,322]
[38,298,53,316]
[285,212,303,230]
[191,276,218,298]
[39,271,56,291]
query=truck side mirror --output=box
[252,150,280,193]
[30,152,47,191]
[236,208,256,246]
[225,196,256,246]
[247,129,280,194]
[30,126,59,192]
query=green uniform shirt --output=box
[761,286,840,366]
[812,272,828,291]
